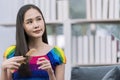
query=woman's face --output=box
[23,8,45,38]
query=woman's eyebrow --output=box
[25,16,42,21]
[35,15,42,18]
[24,18,32,22]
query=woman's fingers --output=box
[38,63,51,69]
[7,62,21,69]
[37,57,46,61]
[11,56,26,62]
[12,62,21,66]
[9,65,19,69]
[2,56,25,70]
[37,57,52,70]
[37,59,49,64]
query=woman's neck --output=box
[28,38,46,50]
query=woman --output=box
[1,4,66,80]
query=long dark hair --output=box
[15,4,48,77]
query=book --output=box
[96,0,102,19]
[109,0,114,19]
[72,36,77,64]
[83,36,89,64]
[112,40,117,63]
[106,36,112,64]
[86,0,91,19]
[100,36,106,64]
[44,0,51,21]
[114,0,119,19]
[50,0,57,20]
[40,0,46,18]
[91,0,96,19]
[95,36,100,64]
[57,0,68,20]
[89,35,95,64]
[57,0,63,20]
[102,0,109,19]
[78,36,83,64]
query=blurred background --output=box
[0,0,120,80]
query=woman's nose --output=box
[33,21,39,28]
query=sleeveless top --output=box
[3,45,66,80]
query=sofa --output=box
[71,64,120,80]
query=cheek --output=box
[24,27,32,35]
[24,27,29,33]
[41,23,45,30]
[24,24,32,31]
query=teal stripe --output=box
[54,48,63,63]
[7,50,15,59]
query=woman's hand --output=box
[2,56,25,71]
[37,57,54,74]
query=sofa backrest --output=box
[71,65,120,80]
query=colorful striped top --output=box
[4,45,66,80]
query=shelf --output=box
[0,20,63,26]
[71,19,120,24]
[0,22,15,26]
[1,19,120,26]
[46,20,63,25]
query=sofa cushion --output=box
[102,66,120,80]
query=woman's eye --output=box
[37,18,41,21]
[26,21,32,24]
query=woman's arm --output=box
[45,63,65,80]
[47,68,56,80]
[1,58,12,80]
[1,68,12,80]
[55,64,65,80]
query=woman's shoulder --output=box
[3,45,16,59]
[53,46,64,54]
[49,46,66,64]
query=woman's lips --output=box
[33,30,41,34]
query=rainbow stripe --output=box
[4,45,16,59]
[53,46,66,64]
[3,45,66,64]
[11,46,66,79]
